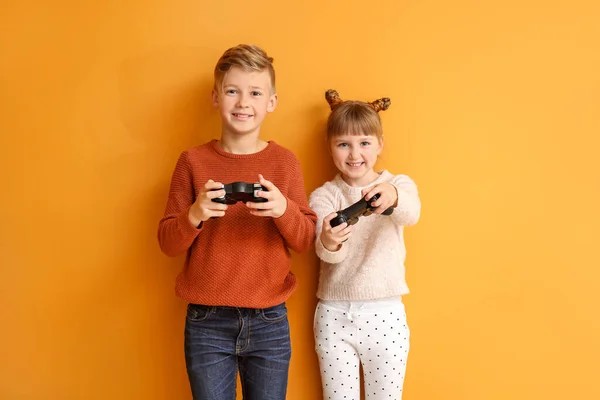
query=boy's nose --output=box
[236,94,249,108]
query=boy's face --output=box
[329,133,383,187]
[212,66,277,138]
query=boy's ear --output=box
[211,89,219,108]
[267,93,278,113]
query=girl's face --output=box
[329,133,383,187]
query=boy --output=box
[157,44,317,400]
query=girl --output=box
[309,89,421,399]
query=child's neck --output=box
[341,170,381,187]
[218,134,268,155]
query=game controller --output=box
[211,182,268,204]
[330,193,394,228]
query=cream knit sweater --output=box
[309,170,421,300]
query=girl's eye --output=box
[361,141,371,146]
[251,91,262,96]
[337,143,349,148]
[226,89,237,95]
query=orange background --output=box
[1,1,599,399]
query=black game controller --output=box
[330,193,394,227]
[211,182,268,204]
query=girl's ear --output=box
[377,135,384,155]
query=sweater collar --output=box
[334,170,392,196]
[210,139,275,159]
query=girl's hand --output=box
[188,179,229,226]
[320,212,353,252]
[362,183,398,215]
[246,174,288,218]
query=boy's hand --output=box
[320,212,353,251]
[362,183,398,215]
[188,179,228,226]
[246,174,288,218]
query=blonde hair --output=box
[325,89,390,141]
[214,44,276,92]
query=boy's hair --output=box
[214,44,276,92]
[325,90,390,141]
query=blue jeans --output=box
[184,302,291,400]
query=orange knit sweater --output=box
[158,140,317,308]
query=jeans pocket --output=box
[259,303,288,322]
[186,304,212,322]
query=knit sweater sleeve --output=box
[157,151,202,257]
[273,155,317,253]
[309,184,350,264]
[390,174,421,226]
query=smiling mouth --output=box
[232,113,253,119]
[347,162,363,167]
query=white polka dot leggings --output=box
[314,298,410,400]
